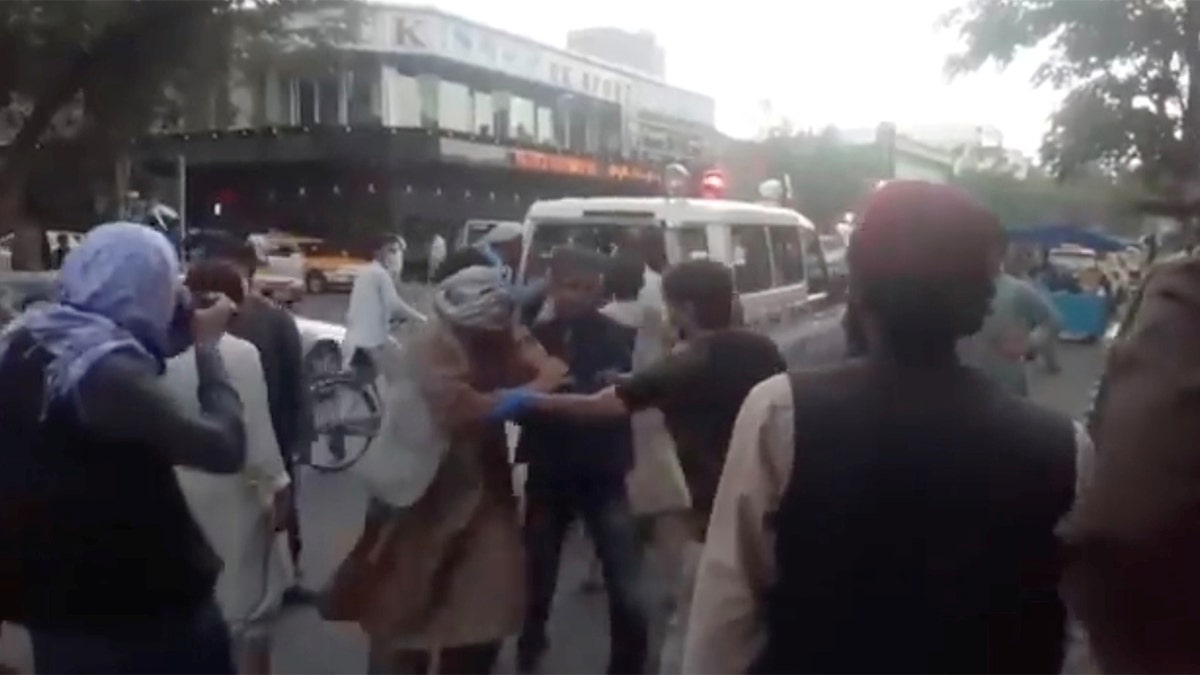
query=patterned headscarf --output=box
[432,264,515,331]
[0,223,180,403]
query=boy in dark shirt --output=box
[515,247,648,674]
[526,259,786,536]
[523,259,785,673]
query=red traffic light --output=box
[699,169,727,198]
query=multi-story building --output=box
[567,28,666,80]
[138,4,717,243]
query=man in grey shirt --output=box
[960,231,1061,397]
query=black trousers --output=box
[280,441,303,571]
[520,481,649,674]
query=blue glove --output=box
[488,387,535,422]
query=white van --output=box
[519,196,835,328]
[457,219,522,249]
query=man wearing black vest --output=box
[683,181,1093,674]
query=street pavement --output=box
[0,291,1107,674]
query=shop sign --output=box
[511,149,598,177]
[605,163,660,183]
[368,7,713,126]
[438,137,660,183]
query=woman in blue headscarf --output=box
[0,223,247,674]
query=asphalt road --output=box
[0,291,1107,674]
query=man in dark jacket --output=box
[684,181,1086,674]
[226,241,315,604]
[515,247,648,674]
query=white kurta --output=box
[163,335,294,637]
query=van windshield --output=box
[524,219,660,281]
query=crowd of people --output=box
[0,179,1196,675]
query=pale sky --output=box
[426,0,1062,155]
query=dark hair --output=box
[663,260,734,329]
[433,247,493,284]
[548,246,607,279]
[606,253,645,300]
[371,234,398,254]
[185,259,246,305]
[229,241,259,274]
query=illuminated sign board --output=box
[437,138,659,183]
[511,149,598,176]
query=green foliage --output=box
[760,128,887,229]
[757,125,1139,235]
[0,0,357,222]
[943,0,1200,195]
[951,170,1143,234]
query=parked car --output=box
[247,233,306,305]
[272,234,370,294]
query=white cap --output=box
[476,221,523,246]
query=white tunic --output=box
[164,335,293,635]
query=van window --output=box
[462,222,497,247]
[731,226,773,293]
[768,226,806,286]
[671,228,709,261]
[525,221,639,281]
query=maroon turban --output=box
[848,180,1002,284]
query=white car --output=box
[247,233,306,305]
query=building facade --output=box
[567,28,666,80]
[139,4,717,245]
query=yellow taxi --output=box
[267,234,370,294]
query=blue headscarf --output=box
[0,222,181,404]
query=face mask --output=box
[163,288,196,358]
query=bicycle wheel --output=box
[308,375,381,473]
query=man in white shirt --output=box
[344,235,426,376]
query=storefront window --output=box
[600,109,622,154]
[473,91,494,136]
[347,71,378,125]
[318,77,340,125]
[510,95,536,142]
[289,76,342,125]
[493,92,511,141]
[536,106,554,144]
[295,80,317,126]
[384,69,420,127]
[417,75,438,129]
[438,79,472,133]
